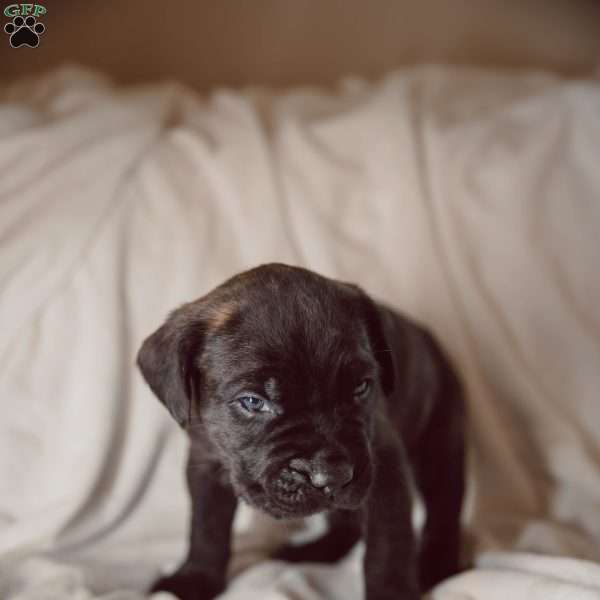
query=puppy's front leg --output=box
[364,439,419,600]
[151,458,237,600]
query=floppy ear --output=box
[359,294,396,397]
[338,282,396,397]
[137,303,204,429]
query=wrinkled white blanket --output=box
[1,65,599,600]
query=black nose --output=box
[289,452,354,493]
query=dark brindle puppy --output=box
[138,263,465,600]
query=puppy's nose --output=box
[289,453,354,493]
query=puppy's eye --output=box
[354,379,372,399]
[238,394,271,413]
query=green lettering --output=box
[21,4,33,15]
[3,4,20,17]
[33,4,46,16]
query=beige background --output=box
[2,65,600,599]
[1,0,600,88]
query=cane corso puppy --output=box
[137,263,465,600]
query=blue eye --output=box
[239,395,269,413]
[354,379,372,398]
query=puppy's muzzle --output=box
[289,451,354,495]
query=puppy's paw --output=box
[272,543,315,563]
[365,581,421,600]
[150,568,224,600]
[273,537,356,564]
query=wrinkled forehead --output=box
[201,298,377,389]
[211,307,371,358]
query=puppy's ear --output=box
[338,281,396,396]
[137,303,204,428]
[359,294,395,397]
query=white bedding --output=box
[1,65,599,599]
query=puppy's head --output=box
[137,264,394,518]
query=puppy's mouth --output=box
[270,468,334,513]
[238,462,371,519]
[242,476,332,519]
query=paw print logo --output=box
[4,15,45,48]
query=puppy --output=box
[137,263,465,600]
